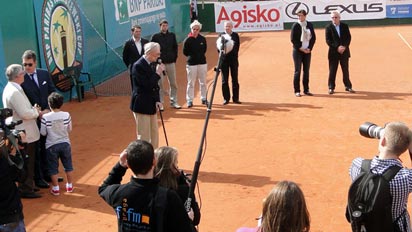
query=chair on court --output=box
[63,66,97,102]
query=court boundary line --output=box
[398,32,412,50]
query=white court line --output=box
[398,32,412,50]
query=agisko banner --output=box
[214,1,284,32]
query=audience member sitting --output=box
[236,180,310,232]
[154,146,201,231]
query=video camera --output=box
[359,122,384,139]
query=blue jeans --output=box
[46,142,73,176]
[0,220,26,232]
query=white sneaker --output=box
[171,102,181,109]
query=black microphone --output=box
[157,58,166,76]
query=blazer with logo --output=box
[21,68,56,110]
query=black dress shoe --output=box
[20,191,42,199]
[304,92,313,96]
[223,100,229,105]
[329,89,334,94]
[233,100,242,104]
[201,99,208,105]
[35,179,50,189]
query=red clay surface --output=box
[23,25,412,232]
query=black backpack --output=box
[346,159,404,232]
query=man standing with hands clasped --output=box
[325,10,355,95]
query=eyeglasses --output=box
[23,63,33,67]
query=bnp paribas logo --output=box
[41,0,83,91]
[114,0,130,24]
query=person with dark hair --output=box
[236,180,310,232]
[40,92,73,196]
[349,122,412,231]
[325,10,355,94]
[98,140,193,232]
[290,9,316,97]
[151,19,181,109]
[220,21,241,105]
[2,64,41,199]
[0,144,26,231]
[154,146,201,231]
[21,49,56,189]
[123,25,149,91]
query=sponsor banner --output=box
[214,1,284,32]
[33,0,85,92]
[386,4,412,17]
[387,0,412,5]
[103,0,169,48]
[283,0,386,23]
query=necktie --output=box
[30,73,39,87]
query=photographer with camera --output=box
[348,122,412,231]
[2,64,41,198]
[0,141,26,231]
[98,140,193,232]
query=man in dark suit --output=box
[325,10,355,95]
[122,25,149,90]
[21,50,56,189]
[220,21,241,105]
[130,42,164,149]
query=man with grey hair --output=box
[2,64,41,198]
[129,42,164,148]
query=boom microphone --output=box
[157,58,166,76]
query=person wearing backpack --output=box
[98,140,193,232]
[348,122,412,232]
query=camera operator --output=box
[0,142,26,231]
[2,64,41,198]
[349,122,412,231]
[98,140,193,232]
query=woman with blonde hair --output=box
[236,180,310,232]
[154,146,201,231]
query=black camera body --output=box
[359,122,384,139]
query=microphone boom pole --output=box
[186,36,227,212]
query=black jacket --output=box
[98,162,193,232]
[0,150,24,225]
[151,31,178,64]
[183,34,207,65]
[176,171,201,227]
[130,57,160,115]
[21,68,56,110]
[325,22,351,59]
[122,37,149,70]
[290,21,316,51]
[219,31,240,61]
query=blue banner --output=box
[103,0,171,49]
[386,4,412,18]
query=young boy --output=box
[40,92,73,196]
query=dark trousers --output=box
[292,49,311,93]
[221,59,239,101]
[328,56,352,90]
[19,141,37,193]
[34,135,47,182]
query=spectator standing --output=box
[2,64,41,198]
[123,25,149,90]
[325,10,355,94]
[183,20,208,108]
[290,10,316,97]
[40,92,74,196]
[220,21,241,105]
[151,19,181,109]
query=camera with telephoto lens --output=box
[359,122,384,139]
[0,108,24,144]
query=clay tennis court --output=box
[23,25,412,231]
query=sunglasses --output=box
[23,63,33,67]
